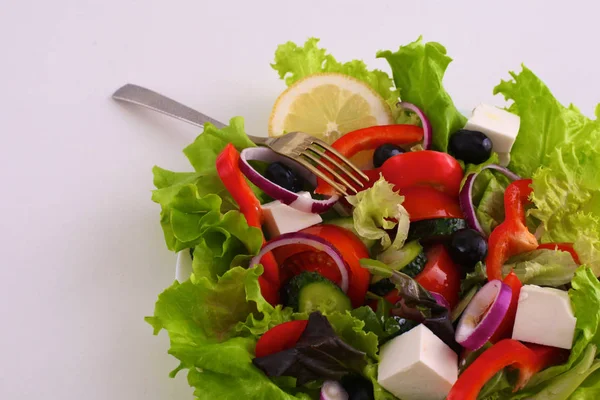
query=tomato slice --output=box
[537,242,581,264]
[400,186,464,222]
[416,244,461,308]
[273,224,370,308]
[381,151,464,197]
[281,251,342,284]
[379,244,461,309]
[254,320,308,358]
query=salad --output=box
[146,37,600,400]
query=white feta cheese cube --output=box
[465,104,520,155]
[261,192,322,238]
[378,324,458,400]
[512,285,577,349]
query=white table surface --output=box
[1,0,599,398]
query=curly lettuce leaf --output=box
[326,310,380,360]
[147,266,305,399]
[493,66,600,178]
[529,142,600,275]
[346,176,410,251]
[152,117,266,251]
[502,249,579,287]
[378,37,467,151]
[272,38,398,109]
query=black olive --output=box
[448,228,488,273]
[373,144,405,168]
[265,162,303,192]
[448,129,493,165]
[341,374,375,400]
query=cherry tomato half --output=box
[381,151,464,197]
[273,224,370,308]
[381,244,461,309]
[400,186,464,222]
[254,320,308,358]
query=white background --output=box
[1,0,599,398]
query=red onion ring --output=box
[249,232,350,293]
[239,147,339,214]
[455,280,512,350]
[320,381,349,400]
[398,102,432,150]
[459,164,521,235]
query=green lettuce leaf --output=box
[493,66,600,178]
[326,310,380,360]
[502,249,579,287]
[346,176,410,251]
[378,37,467,151]
[272,38,398,108]
[147,266,305,399]
[191,211,264,280]
[529,141,600,275]
[152,117,266,251]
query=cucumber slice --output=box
[407,218,467,242]
[282,271,351,314]
[371,241,426,284]
[326,217,376,249]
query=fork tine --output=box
[306,146,365,188]
[300,151,358,195]
[312,139,370,181]
[293,157,350,196]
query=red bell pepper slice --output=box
[490,272,522,342]
[400,186,464,222]
[381,151,464,197]
[216,144,280,301]
[447,339,567,400]
[486,179,538,281]
[254,320,309,358]
[315,125,424,195]
[538,242,581,264]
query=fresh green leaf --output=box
[378,37,467,151]
[326,310,380,360]
[185,339,310,400]
[364,362,398,400]
[191,211,264,280]
[152,117,266,251]
[502,249,579,287]
[461,261,487,296]
[529,141,600,275]
[346,176,410,251]
[252,312,368,385]
[493,66,600,178]
[272,38,399,109]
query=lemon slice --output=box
[269,73,393,143]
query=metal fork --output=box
[112,84,369,195]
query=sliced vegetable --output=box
[455,280,512,350]
[321,381,349,400]
[538,242,581,264]
[400,186,464,222]
[397,101,432,150]
[451,286,478,322]
[486,179,538,281]
[252,312,367,385]
[254,320,309,358]
[407,218,467,242]
[250,232,350,293]
[447,339,565,400]
[381,150,464,197]
[216,144,280,297]
[416,244,461,308]
[282,271,351,314]
[239,146,339,213]
[490,272,522,343]
[315,124,424,195]
[459,164,521,235]
[274,224,370,307]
